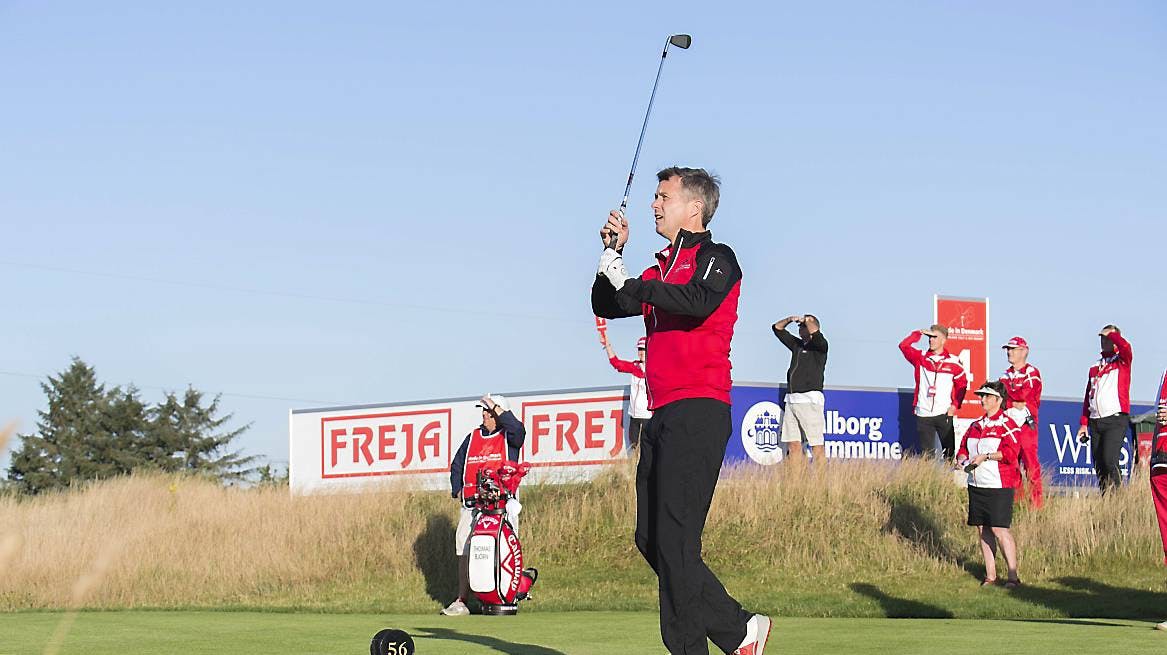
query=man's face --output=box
[798,322,810,340]
[928,334,946,352]
[1006,346,1027,367]
[637,348,646,362]
[482,410,497,431]
[651,175,700,241]
[1100,330,1114,353]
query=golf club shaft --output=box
[620,38,674,215]
[606,35,689,250]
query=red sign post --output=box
[934,295,989,419]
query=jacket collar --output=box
[655,228,712,267]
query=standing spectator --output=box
[604,335,652,449]
[441,394,526,617]
[957,381,1023,588]
[771,314,828,464]
[1151,370,1167,633]
[1077,325,1133,494]
[899,324,969,460]
[592,166,769,655]
[998,336,1044,508]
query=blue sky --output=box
[2,2,1165,472]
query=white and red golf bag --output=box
[467,462,538,615]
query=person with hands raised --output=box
[772,314,828,465]
[442,393,526,617]
[899,324,969,461]
[592,166,769,655]
[1077,325,1134,494]
[603,334,652,450]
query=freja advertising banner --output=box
[934,295,989,419]
[289,387,630,495]
[291,383,1153,495]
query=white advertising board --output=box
[289,386,630,495]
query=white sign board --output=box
[289,386,630,495]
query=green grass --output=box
[5,464,1167,618]
[0,611,1164,655]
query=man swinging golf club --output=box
[592,167,770,655]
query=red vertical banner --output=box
[934,295,989,419]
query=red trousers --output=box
[1152,468,1167,566]
[1016,424,1043,508]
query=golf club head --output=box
[669,34,692,49]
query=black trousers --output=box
[628,417,650,450]
[1089,413,1128,494]
[916,413,955,460]
[635,398,750,655]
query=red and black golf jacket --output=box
[592,229,741,410]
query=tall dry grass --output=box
[0,458,1162,614]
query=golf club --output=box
[605,33,692,249]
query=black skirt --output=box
[967,486,1014,528]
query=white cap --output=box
[973,384,1002,399]
[476,394,510,413]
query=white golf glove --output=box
[598,248,630,290]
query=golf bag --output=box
[467,461,538,615]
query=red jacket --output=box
[899,331,969,417]
[1000,363,1042,421]
[957,409,1023,489]
[592,229,741,410]
[1080,331,1133,424]
[1155,369,1167,451]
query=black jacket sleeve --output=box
[496,410,526,461]
[450,435,469,498]
[773,327,800,352]
[619,243,741,319]
[806,331,828,354]
[592,273,643,319]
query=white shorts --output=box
[782,402,826,447]
[453,500,522,556]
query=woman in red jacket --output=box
[957,381,1023,587]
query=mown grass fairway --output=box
[0,611,1164,655]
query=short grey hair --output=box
[657,166,720,226]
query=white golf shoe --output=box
[733,614,771,655]
[440,599,470,616]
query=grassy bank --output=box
[1,459,1164,618]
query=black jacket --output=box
[449,409,526,498]
[773,328,828,394]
